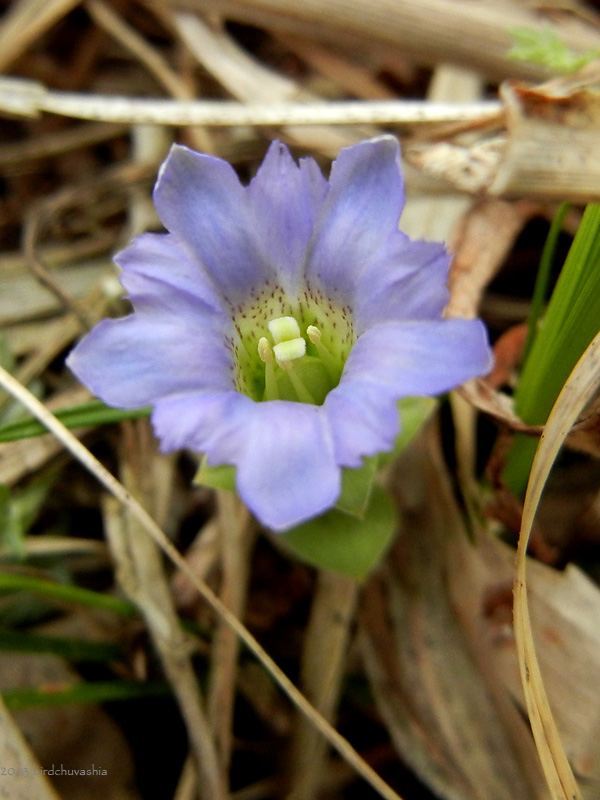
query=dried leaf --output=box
[407,75,600,203]
[513,330,600,800]
[360,431,548,800]
[489,81,600,202]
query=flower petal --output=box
[343,319,493,397]
[248,141,328,295]
[153,144,271,305]
[354,237,451,333]
[306,136,404,302]
[324,380,400,466]
[117,232,224,313]
[154,393,341,531]
[151,391,253,458]
[235,402,340,531]
[67,311,234,410]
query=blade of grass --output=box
[2,679,169,711]
[0,573,137,617]
[0,399,150,443]
[514,331,600,800]
[522,203,569,364]
[504,203,600,495]
[0,363,405,800]
[0,630,122,662]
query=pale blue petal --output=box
[306,136,404,302]
[153,144,273,305]
[235,401,340,531]
[153,393,341,531]
[343,319,493,396]
[67,312,234,410]
[354,237,451,333]
[324,381,399,466]
[248,141,328,295]
[116,232,224,313]
[151,391,253,458]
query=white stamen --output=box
[306,325,339,381]
[258,337,278,400]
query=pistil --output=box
[278,360,316,404]
[252,312,347,405]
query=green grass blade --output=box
[2,680,169,710]
[522,203,570,364]
[504,204,600,495]
[0,399,150,443]
[0,573,137,617]
[0,630,122,662]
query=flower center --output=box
[228,283,353,404]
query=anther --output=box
[258,337,278,401]
[258,337,274,364]
[306,325,339,381]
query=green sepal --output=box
[379,396,438,466]
[279,485,396,580]
[336,455,379,518]
[193,457,236,492]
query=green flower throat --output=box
[227,282,354,405]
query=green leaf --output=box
[280,486,396,580]
[2,680,169,711]
[379,396,438,466]
[0,399,151,443]
[522,203,570,363]
[337,456,379,518]
[0,631,122,662]
[0,573,137,617]
[0,331,15,374]
[508,24,600,73]
[504,204,600,495]
[0,475,58,561]
[0,484,25,560]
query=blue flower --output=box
[67,136,492,531]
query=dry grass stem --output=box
[0,0,83,72]
[151,0,600,82]
[0,75,501,128]
[207,491,255,773]
[86,0,212,152]
[287,570,359,800]
[103,419,226,800]
[360,427,545,800]
[514,332,600,800]
[0,366,405,800]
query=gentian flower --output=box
[67,136,492,531]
